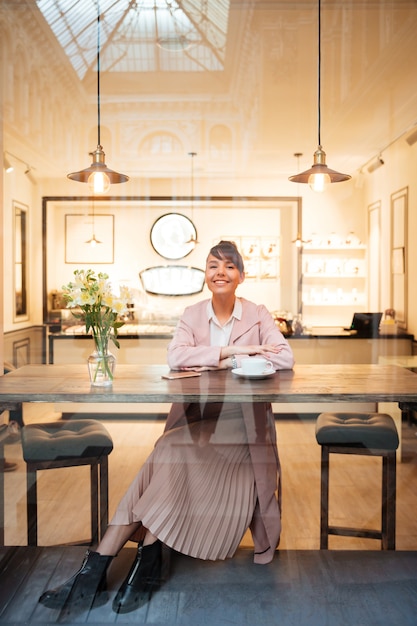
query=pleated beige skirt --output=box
[110,403,256,560]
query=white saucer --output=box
[232,368,275,380]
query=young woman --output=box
[39,240,294,614]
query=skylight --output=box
[36,0,230,79]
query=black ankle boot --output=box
[39,550,113,610]
[112,540,162,614]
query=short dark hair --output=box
[208,240,244,273]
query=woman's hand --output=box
[181,359,236,371]
[179,365,221,372]
[241,344,283,356]
[179,345,285,372]
[221,344,283,360]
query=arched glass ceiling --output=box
[36,0,231,78]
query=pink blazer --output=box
[164,298,295,563]
[167,297,294,371]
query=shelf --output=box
[303,273,365,279]
[303,245,366,252]
[302,302,365,307]
[300,242,367,324]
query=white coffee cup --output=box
[241,357,274,376]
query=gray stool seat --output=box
[21,419,113,546]
[315,412,399,550]
[315,412,399,449]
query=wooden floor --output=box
[0,546,417,625]
[1,405,417,623]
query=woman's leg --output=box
[97,523,158,555]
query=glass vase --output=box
[87,341,116,387]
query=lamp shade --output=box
[67,145,129,194]
[289,146,351,192]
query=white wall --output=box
[44,198,299,322]
[361,134,417,337]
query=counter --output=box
[49,325,414,366]
[288,329,414,365]
[49,323,175,365]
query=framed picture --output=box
[241,237,260,259]
[13,201,29,321]
[367,200,381,311]
[244,259,260,279]
[390,187,408,328]
[260,259,279,279]
[65,214,114,264]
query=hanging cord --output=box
[189,151,196,198]
[96,2,101,146]
[317,0,321,147]
[188,152,197,243]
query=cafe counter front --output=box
[48,325,414,366]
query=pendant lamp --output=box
[85,200,102,247]
[289,0,350,192]
[292,153,311,247]
[67,3,128,194]
[186,151,199,245]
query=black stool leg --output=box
[9,407,23,428]
[0,441,4,546]
[99,455,109,540]
[320,446,329,549]
[26,465,38,546]
[382,451,396,550]
[90,461,99,545]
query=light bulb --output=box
[88,171,111,194]
[90,238,97,247]
[308,172,330,193]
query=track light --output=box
[4,156,13,173]
[25,167,37,185]
[367,156,384,173]
[406,127,417,146]
[4,152,36,180]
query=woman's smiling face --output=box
[205,254,245,296]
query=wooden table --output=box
[1,363,417,545]
[1,363,417,406]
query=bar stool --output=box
[21,419,113,546]
[315,412,399,550]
